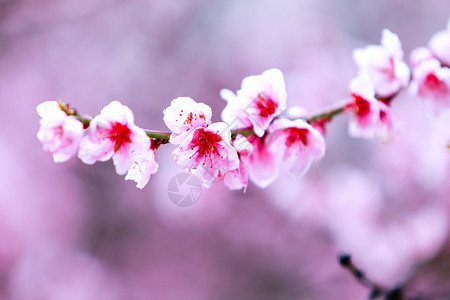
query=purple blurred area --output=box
[1,0,450,299]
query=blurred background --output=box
[1,0,450,299]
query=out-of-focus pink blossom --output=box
[163,97,212,144]
[268,118,325,177]
[78,101,150,175]
[406,207,448,261]
[37,101,84,163]
[410,19,450,112]
[411,58,450,107]
[345,75,380,138]
[125,149,159,189]
[172,122,239,186]
[353,29,410,98]
[222,134,253,191]
[429,17,450,66]
[221,68,287,137]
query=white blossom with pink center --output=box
[345,75,381,139]
[429,17,450,67]
[78,101,150,175]
[172,122,239,186]
[163,97,212,144]
[221,68,287,137]
[222,134,253,191]
[125,149,159,189]
[37,101,84,163]
[412,58,450,107]
[353,29,410,98]
[268,118,325,177]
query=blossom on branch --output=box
[221,68,287,137]
[409,18,450,111]
[125,149,159,189]
[163,97,212,144]
[411,58,450,108]
[37,101,84,163]
[35,19,450,193]
[345,75,380,138]
[268,119,325,177]
[245,118,325,188]
[353,29,410,99]
[78,101,150,175]
[172,122,239,186]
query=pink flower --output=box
[268,119,325,177]
[221,68,287,137]
[36,101,84,163]
[412,58,450,105]
[163,97,212,144]
[78,101,150,175]
[353,29,410,98]
[409,20,450,111]
[246,118,325,188]
[125,149,159,189]
[222,135,253,191]
[246,133,283,188]
[429,17,450,66]
[172,122,239,186]
[345,75,380,138]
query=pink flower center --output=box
[107,122,132,151]
[285,128,309,147]
[184,112,195,125]
[178,111,206,129]
[247,133,267,152]
[380,110,387,121]
[51,124,73,149]
[255,94,277,117]
[190,128,224,165]
[53,125,64,137]
[424,73,448,93]
[352,94,371,118]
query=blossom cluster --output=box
[344,29,410,142]
[410,18,450,111]
[36,18,450,190]
[37,101,159,189]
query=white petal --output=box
[381,29,403,59]
[125,150,159,189]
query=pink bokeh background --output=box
[2,0,450,299]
